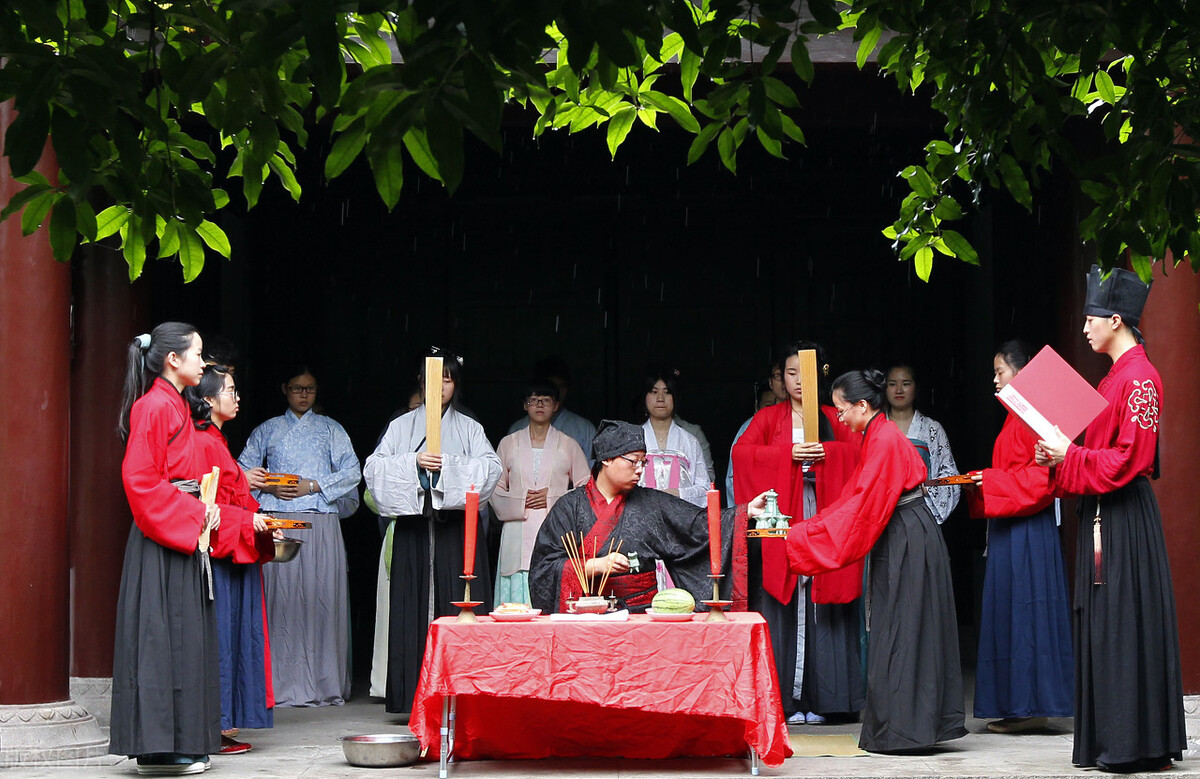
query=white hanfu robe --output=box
[639,419,711,507]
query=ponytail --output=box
[118,322,198,441]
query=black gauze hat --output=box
[592,420,645,462]
[1083,265,1151,327]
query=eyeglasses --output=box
[835,404,853,420]
[618,454,649,469]
[525,397,555,407]
[287,385,317,395]
[217,390,240,400]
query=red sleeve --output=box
[122,394,205,555]
[731,406,791,505]
[196,428,272,564]
[967,415,1053,518]
[808,437,864,603]
[1057,375,1160,494]
[786,423,917,576]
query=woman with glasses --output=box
[785,369,966,753]
[732,341,863,725]
[185,364,277,754]
[638,368,710,507]
[491,380,590,606]
[530,420,769,614]
[363,350,502,715]
[239,364,362,707]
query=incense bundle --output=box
[562,532,590,595]
[595,539,623,597]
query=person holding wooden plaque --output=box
[363,349,501,715]
[1036,266,1185,772]
[732,341,863,724]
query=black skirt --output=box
[1072,477,1186,767]
[385,511,493,714]
[109,524,221,757]
[859,498,967,752]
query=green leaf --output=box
[325,121,368,179]
[402,128,442,183]
[196,220,231,259]
[302,0,344,109]
[914,245,934,280]
[998,155,1033,209]
[48,196,76,263]
[687,122,721,164]
[178,227,206,283]
[606,106,638,159]
[74,199,97,243]
[939,229,978,265]
[0,181,52,221]
[756,125,784,159]
[680,48,700,104]
[368,137,405,210]
[856,25,882,69]
[790,37,814,84]
[717,126,737,174]
[267,155,302,202]
[1094,69,1116,105]
[762,77,799,109]
[425,104,463,193]
[20,190,56,236]
[157,219,181,259]
[932,196,964,221]
[900,165,937,198]
[639,91,700,133]
[94,206,130,241]
[780,114,806,144]
[121,216,146,281]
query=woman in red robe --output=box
[110,323,222,775]
[785,369,966,753]
[1036,266,1185,772]
[187,365,277,754]
[967,341,1072,733]
[732,342,862,722]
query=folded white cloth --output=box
[548,609,630,622]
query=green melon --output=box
[651,588,695,614]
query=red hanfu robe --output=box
[194,424,275,564]
[786,413,926,575]
[967,411,1053,519]
[1054,344,1159,495]
[732,403,861,603]
[122,377,207,553]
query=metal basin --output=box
[339,733,421,767]
[272,537,303,563]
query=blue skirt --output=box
[974,505,1073,718]
[213,558,273,730]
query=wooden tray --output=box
[263,473,300,486]
[265,517,312,530]
[923,474,977,486]
[747,527,790,538]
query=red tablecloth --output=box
[409,612,791,767]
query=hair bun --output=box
[863,368,887,390]
[135,333,152,350]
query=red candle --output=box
[464,485,479,576]
[707,483,721,575]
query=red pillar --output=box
[1141,262,1200,693]
[68,247,146,711]
[0,105,70,705]
[0,103,106,763]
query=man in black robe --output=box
[530,420,762,613]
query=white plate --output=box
[645,609,696,622]
[488,609,541,622]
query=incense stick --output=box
[563,532,589,595]
[596,539,623,597]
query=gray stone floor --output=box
[9,689,1200,778]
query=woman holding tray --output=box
[967,340,1072,734]
[111,323,221,775]
[1036,266,1185,772]
[239,364,361,707]
[186,364,277,753]
[785,369,966,753]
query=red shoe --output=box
[220,735,252,754]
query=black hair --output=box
[523,378,560,402]
[118,322,198,441]
[995,339,1035,373]
[281,362,316,386]
[832,369,887,411]
[640,366,681,417]
[419,348,463,405]
[185,365,232,430]
[777,339,832,402]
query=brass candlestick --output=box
[702,574,732,622]
[451,574,483,623]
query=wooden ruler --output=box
[798,349,820,443]
[198,466,219,551]
[425,356,443,454]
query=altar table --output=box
[409,612,791,775]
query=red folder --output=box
[996,346,1108,441]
